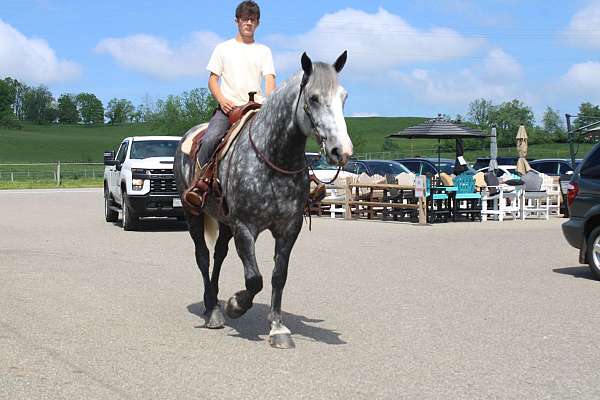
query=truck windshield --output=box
[129,140,179,159]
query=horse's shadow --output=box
[553,265,598,281]
[187,302,346,345]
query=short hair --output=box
[235,1,260,21]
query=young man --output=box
[198,0,276,169]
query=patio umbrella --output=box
[516,124,532,175]
[489,126,498,172]
[388,115,486,174]
[453,137,468,175]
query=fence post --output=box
[56,161,61,187]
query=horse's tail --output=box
[203,213,219,250]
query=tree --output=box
[574,102,600,132]
[542,107,566,141]
[488,99,535,147]
[3,77,28,120]
[467,98,494,128]
[105,98,134,124]
[22,85,55,124]
[76,93,104,124]
[0,79,17,127]
[147,88,217,134]
[58,94,79,123]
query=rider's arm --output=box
[265,74,276,97]
[208,73,236,114]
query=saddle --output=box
[182,94,262,215]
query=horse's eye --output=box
[309,95,320,104]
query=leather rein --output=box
[248,75,343,184]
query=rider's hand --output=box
[219,98,236,114]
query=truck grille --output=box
[149,169,172,175]
[150,178,177,194]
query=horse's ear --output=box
[301,52,313,76]
[333,50,347,73]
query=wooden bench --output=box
[317,178,427,224]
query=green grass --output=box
[0,178,102,189]
[0,119,590,164]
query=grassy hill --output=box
[0,119,590,163]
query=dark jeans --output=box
[198,109,231,166]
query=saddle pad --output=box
[181,123,209,155]
[217,109,260,161]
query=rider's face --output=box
[236,14,259,39]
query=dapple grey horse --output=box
[174,52,352,348]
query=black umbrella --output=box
[388,115,486,176]
[454,138,468,175]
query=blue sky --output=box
[3,0,600,121]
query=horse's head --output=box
[296,51,353,166]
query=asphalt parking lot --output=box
[1,188,599,399]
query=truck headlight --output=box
[132,179,144,190]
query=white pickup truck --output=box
[103,136,183,230]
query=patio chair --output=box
[426,175,450,223]
[541,173,561,216]
[453,172,482,221]
[480,172,520,221]
[520,171,550,220]
[382,174,417,221]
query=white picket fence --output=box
[0,162,104,185]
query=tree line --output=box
[0,76,217,133]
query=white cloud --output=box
[267,7,484,76]
[0,19,80,83]
[389,48,524,105]
[561,62,600,92]
[95,32,222,80]
[563,1,600,49]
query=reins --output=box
[247,74,342,184]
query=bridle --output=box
[248,72,343,183]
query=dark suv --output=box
[562,143,600,278]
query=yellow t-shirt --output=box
[206,38,276,106]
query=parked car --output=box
[344,160,411,177]
[473,156,531,170]
[530,158,582,216]
[308,153,358,184]
[562,142,600,278]
[104,136,183,230]
[393,158,456,176]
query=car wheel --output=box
[104,190,118,222]
[122,193,139,231]
[587,226,600,279]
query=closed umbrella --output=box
[454,138,468,175]
[516,125,531,175]
[489,126,498,172]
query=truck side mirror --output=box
[103,150,116,165]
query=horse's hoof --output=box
[269,333,295,349]
[225,296,247,319]
[206,305,225,329]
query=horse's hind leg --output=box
[268,219,302,349]
[225,223,262,319]
[188,214,225,328]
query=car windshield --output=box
[369,161,410,175]
[130,140,179,159]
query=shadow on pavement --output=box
[110,218,188,232]
[553,265,598,281]
[187,302,346,345]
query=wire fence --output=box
[0,162,104,184]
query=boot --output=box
[184,179,209,208]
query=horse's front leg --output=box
[268,218,302,349]
[225,223,263,319]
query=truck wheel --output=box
[587,226,600,279]
[122,194,139,231]
[104,190,118,222]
